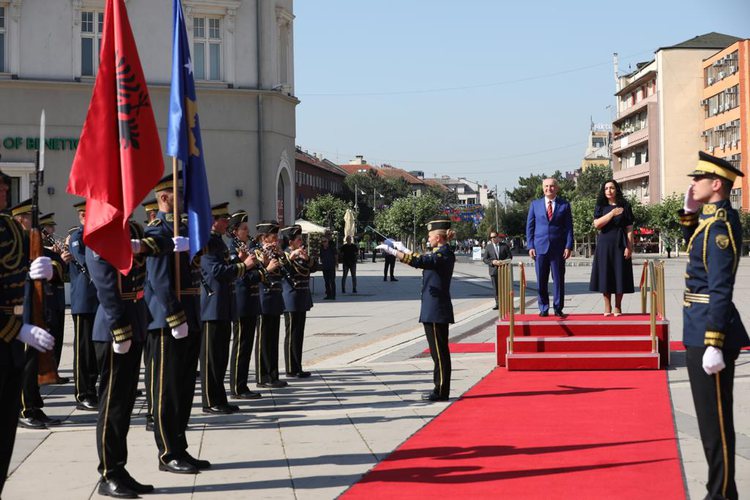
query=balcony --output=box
[612,127,649,154]
[615,94,657,122]
[613,162,650,184]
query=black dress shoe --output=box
[383,277,387,281]
[54,376,71,384]
[231,390,262,400]
[202,404,237,415]
[183,453,211,470]
[256,380,288,388]
[293,371,312,378]
[554,310,567,318]
[145,417,154,432]
[18,416,47,430]
[76,399,98,411]
[121,472,154,494]
[390,277,398,281]
[98,477,138,498]
[35,412,62,426]
[159,458,198,474]
[135,389,144,397]
[421,392,449,402]
[539,310,549,317]
[492,305,499,310]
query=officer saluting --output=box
[0,170,55,495]
[378,217,456,402]
[68,201,99,410]
[679,151,749,500]
[144,174,209,474]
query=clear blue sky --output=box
[294,0,750,197]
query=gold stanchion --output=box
[519,263,526,315]
[640,261,649,314]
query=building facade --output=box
[422,175,490,206]
[294,148,347,217]
[0,0,296,231]
[581,123,611,171]
[701,40,749,210]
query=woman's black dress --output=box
[589,204,635,294]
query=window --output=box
[81,11,104,76]
[193,17,222,81]
[0,6,5,72]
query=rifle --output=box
[32,110,59,385]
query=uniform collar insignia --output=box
[702,204,717,215]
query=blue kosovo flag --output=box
[167,0,211,258]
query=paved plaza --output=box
[4,254,749,499]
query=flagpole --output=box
[173,156,181,299]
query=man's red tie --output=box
[547,200,553,221]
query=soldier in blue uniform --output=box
[254,221,287,388]
[0,170,55,494]
[67,201,99,410]
[280,225,313,378]
[378,217,456,402]
[144,174,211,474]
[86,220,165,497]
[199,202,257,414]
[142,198,158,225]
[227,210,263,400]
[679,151,749,500]
[11,199,62,429]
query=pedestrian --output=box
[383,248,398,282]
[0,170,55,495]
[679,151,748,500]
[482,231,512,310]
[339,235,358,294]
[281,225,313,379]
[319,234,337,300]
[525,178,574,317]
[589,180,635,316]
[358,239,366,262]
[377,217,456,402]
[371,239,377,262]
[40,213,70,381]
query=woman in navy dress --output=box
[589,180,635,316]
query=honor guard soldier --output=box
[280,225,313,378]
[378,217,456,402]
[68,201,99,410]
[11,199,62,429]
[40,212,71,380]
[679,151,748,500]
[227,210,263,400]
[85,219,164,497]
[199,202,256,414]
[144,174,210,473]
[0,170,55,495]
[142,198,158,224]
[254,221,287,388]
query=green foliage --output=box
[452,220,476,241]
[506,171,575,207]
[478,201,527,238]
[374,194,441,247]
[575,164,612,201]
[628,197,650,230]
[302,194,351,234]
[427,184,459,205]
[648,193,683,244]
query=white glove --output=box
[171,322,188,339]
[702,346,725,375]
[17,324,55,352]
[393,241,411,254]
[130,239,142,254]
[376,244,398,257]
[112,339,132,354]
[683,185,702,214]
[29,256,53,280]
[172,236,190,253]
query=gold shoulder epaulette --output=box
[147,218,162,227]
[716,208,727,221]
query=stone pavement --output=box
[4,254,748,499]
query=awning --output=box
[634,227,654,235]
[294,219,329,234]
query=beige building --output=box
[612,33,741,204]
[580,123,611,171]
[0,0,297,231]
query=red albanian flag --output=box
[67,0,163,274]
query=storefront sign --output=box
[1,137,79,151]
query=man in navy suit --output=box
[526,178,574,317]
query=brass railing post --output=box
[519,262,526,315]
[640,261,649,314]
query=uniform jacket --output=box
[482,241,512,277]
[44,247,66,315]
[200,231,246,322]
[281,249,313,313]
[255,247,285,316]
[403,243,455,324]
[229,238,261,319]
[86,222,152,343]
[526,197,574,255]
[144,211,201,331]
[680,200,749,350]
[0,214,28,368]
[68,226,99,315]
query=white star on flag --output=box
[185,58,193,75]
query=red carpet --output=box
[343,369,685,500]
[423,343,495,354]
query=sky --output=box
[293,0,750,197]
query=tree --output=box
[571,196,596,257]
[575,164,612,201]
[426,184,459,205]
[477,202,527,239]
[374,194,441,249]
[648,194,683,253]
[302,194,351,236]
[506,171,575,207]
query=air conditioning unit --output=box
[718,104,724,112]
[707,77,714,85]
[712,107,718,114]
[729,66,736,74]
[718,71,725,79]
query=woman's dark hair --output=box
[596,179,627,207]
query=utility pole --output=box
[494,184,499,232]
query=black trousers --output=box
[322,269,336,298]
[94,340,142,480]
[0,364,23,495]
[490,274,499,307]
[143,332,155,420]
[384,255,396,279]
[150,328,199,464]
[19,346,42,418]
[50,309,65,369]
[686,346,740,500]
[423,322,451,399]
[255,314,280,384]
[230,315,258,395]
[73,313,98,403]
[200,321,231,408]
[284,311,306,375]
[341,264,357,292]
